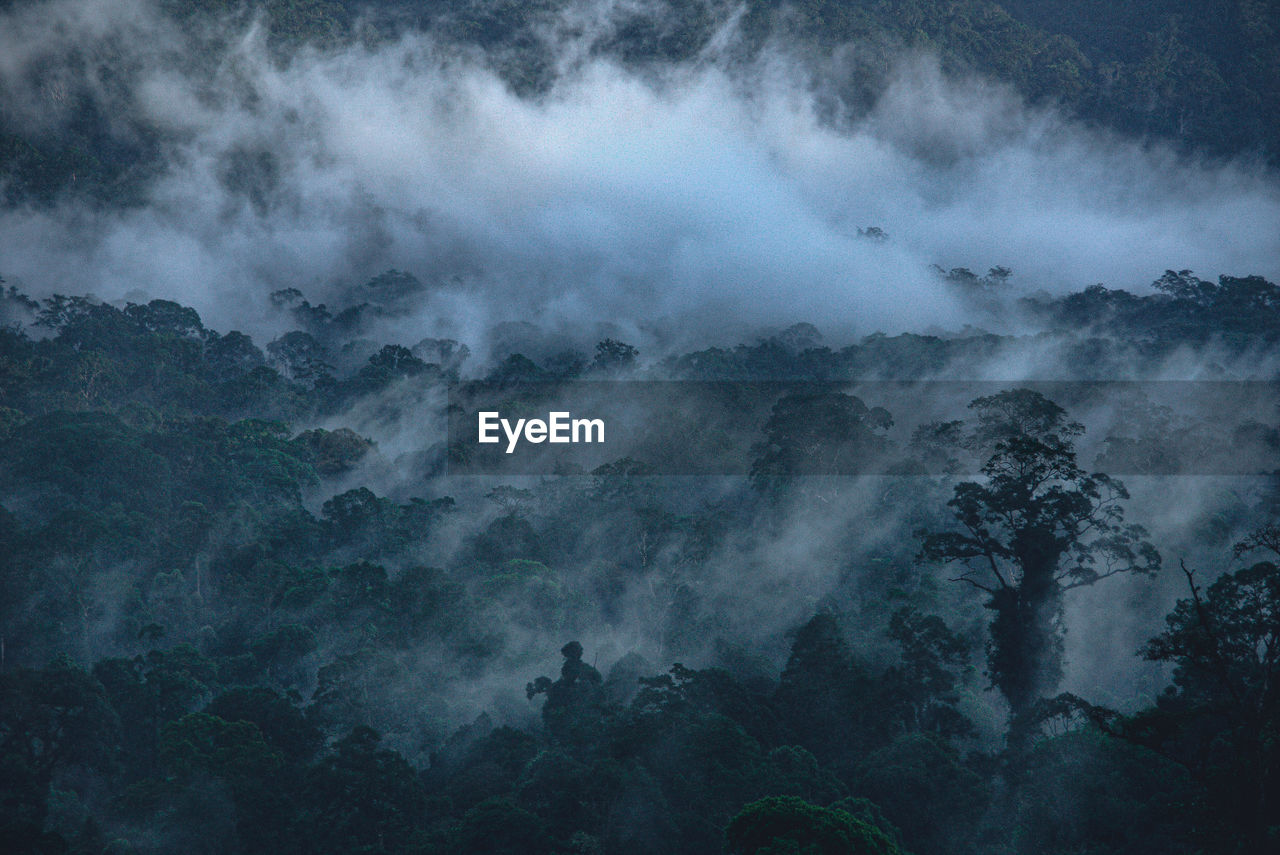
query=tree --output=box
[0,658,120,850]
[589,339,638,373]
[750,390,892,493]
[292,427,372,476]
[205,687,322,763]
[854,733,988,855]
[354,344,433,393]
[454,797,554,855]
[774,613,888,774]
[1151,269,1214,304]
[884,606,974,738]
[526,642,606,741]
[1129,531,1280,853]
[158,712,291,854]
[297,726,427,854]
[725,796,902,855]
[92,644,218,777]
[124,299,207,339]
[1010,729,1204,855]
[266,331,332,383]
[918,390,1159,741]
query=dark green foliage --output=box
[205,687,322,763]
[884,606,974,738]
[297,726,428,854]
[92,645,219,777]
[855,734,989,855]
[0,658,120,849]
[453,797,554,855]
[291,427,372,475]
[2,284,1277,853]
[1121,543,1280,853]
[590,339,639,374]
[751,391,892,491]
[774,614,888,774]
[527,641,608,746]
[1010,730,1204,855]
[725,795,902,855]
[267,331,333,385]
[159,711,282,786]
[1026,273,1280,346]
[432,724,539,813]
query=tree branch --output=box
[948,573,997,594]
[1181,559,1246,712]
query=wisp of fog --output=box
[1,0,1278,354]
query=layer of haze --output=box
[1,0,1278,354]
[2,2,1277,737]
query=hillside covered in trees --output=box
[2,1,1280,854]
[3,273,1280,853]
[3,0,1280,205]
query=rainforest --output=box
[2,2,1279,854]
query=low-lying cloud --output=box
[1,0,1277,356]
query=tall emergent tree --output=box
[918,390,1160,739]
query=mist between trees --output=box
[3,272,1280,854]
[3,0,1280,852]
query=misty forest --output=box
[3,1,1280,854]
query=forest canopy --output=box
[3,1,1280,853]
[2,274,1280,852]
